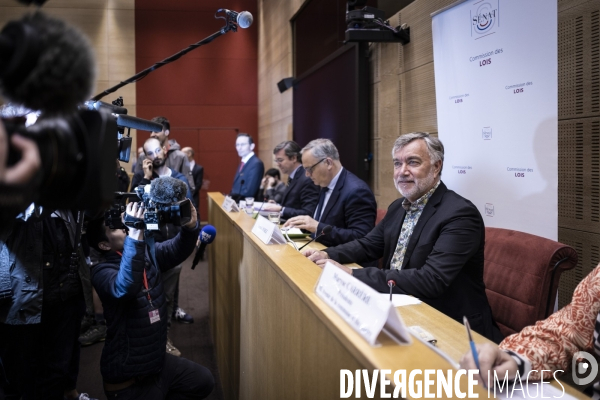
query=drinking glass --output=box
[245,197,254,214]
[268,212,280,225]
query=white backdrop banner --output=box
[432,0,557,240]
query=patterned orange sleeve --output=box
[499,265,600,380]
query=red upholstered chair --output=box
[483,227,578,337]
[376,209,387,226]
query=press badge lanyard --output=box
[116,248,160,324]
[142,268,160,324]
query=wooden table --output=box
[206,192,586,400]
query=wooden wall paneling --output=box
[557,0,600,306]
[207,199,242,400]
[108,0,134,10]
[238,237,365,399]
[399,64,437,135]
[374,65,400,208]
[397,0,455,73]
[558,227,600,307]
[558,6,600,120]
[558,118,600,233]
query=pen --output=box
[463,316,487,389]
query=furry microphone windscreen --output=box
[149,177,188,204]
[0,12,96,114]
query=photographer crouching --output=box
[86,198,214,399]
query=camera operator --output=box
[130,137,193,356]
[0,204,95,400]
[86,202,214,399]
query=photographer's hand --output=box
[126,202,145,241]
[184,201,198,229]
[142,158,153,180]
[0,120,41,185]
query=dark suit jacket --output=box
[190,163,204,208]
[280,166,320,220]
[325,181,501,342]
[230,154,264,200]
[316,168,376,247]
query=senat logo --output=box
[482,127,492,140]
[485,203,494,217]
[472,2,498,36]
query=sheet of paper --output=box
[281,227,304,235]
[378,294,422,307]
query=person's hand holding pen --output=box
[459,333,519,387]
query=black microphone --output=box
[224,10,254,29]
[386,270,399,301]
[298,225,333,251]
[191,225,217,269]
[387,279,396,302]
[0,12,95,114]
[148,176,188,203]
[256,197,267,214]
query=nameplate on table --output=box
[222,196,239,212]
[315,263,412,346]
[251,215,286,245]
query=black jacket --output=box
[280,165,320,220]
[315,168,377,247]
[91,224,199,383]
[325,182,501,342]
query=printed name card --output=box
[251,215,286,245]
[315,263,412,346]
[222,196,239,212]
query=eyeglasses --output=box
[274,158,286,164]
[305,158,326,175]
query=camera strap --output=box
[145,233,158,268]
[68,211,83,279]
[143,234,160,323]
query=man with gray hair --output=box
[283,138,376,247]
[303,132,501,342]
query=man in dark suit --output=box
[303,132,501,342]
[283,139,376,247]
[230,133,264,201]
[182,146,204,210]
[261,141,319,220]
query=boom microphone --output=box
[115,114,163,132]
[0,12,95,114]
[149,176,188,204]
[298,225,333,251]
[191,225,217,269]
[224,10,254,29]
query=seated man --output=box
[460,265,600,395]
[261,141,320,220]
[283,138,376,247]
[86,203,214,399]
[304,132,501,342]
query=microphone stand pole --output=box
[92,10,243,101]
